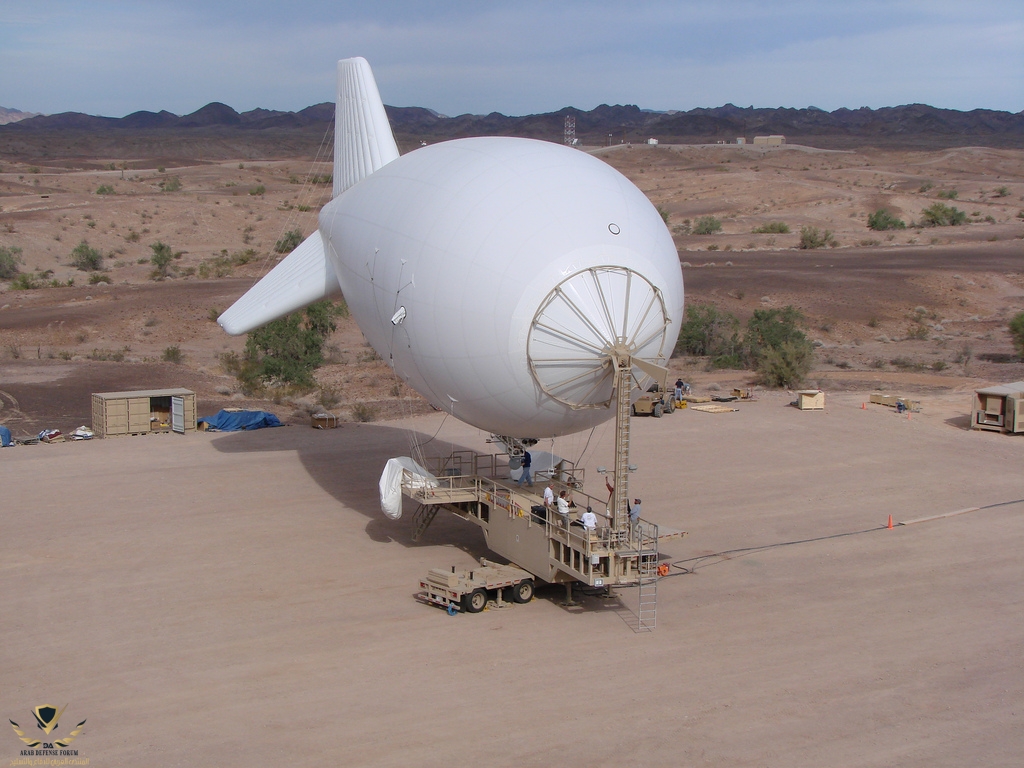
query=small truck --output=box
[419,559,535,613]
[631,385,674,417]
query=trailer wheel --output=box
[463,588,488,613]
[653,403,663,418]
[512,579,535,604]
[664,399,674,414]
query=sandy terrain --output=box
[2,392,1023,766]
[2,141,1024,764]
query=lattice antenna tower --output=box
[564,115,576,145]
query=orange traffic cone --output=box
[862,402,866,410]
[887,514,893,530]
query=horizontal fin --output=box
[218,232,339,335]
[333,57,400,198]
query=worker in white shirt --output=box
[580,506,598,530]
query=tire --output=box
[463,588,488,613]
[653,403,663,418]
[512,579,535,604]
[664,399,674,414]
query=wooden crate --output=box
[796,390,824,410]
[870,393,921,412]
[92,389,196,436]
[311,413,340,429]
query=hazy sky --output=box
[2,0,1021,117]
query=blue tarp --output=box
[198,410,282,432]
[0,425,11,447]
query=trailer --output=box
[419,559,536,613]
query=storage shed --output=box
[92,388,197,436]
[971,381,1024,433]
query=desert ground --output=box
[1,142,1024,765]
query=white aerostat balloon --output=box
[220,58,684,440]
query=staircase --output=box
[410,504,438,542]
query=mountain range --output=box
[1,100,1021,160]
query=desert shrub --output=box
[936,189,958,200]
[0,245,23,279]
[932,360,947,372]
[743,306,814,386]
[867,209,906,231]
[162,345,183,364]
[88,273,112,284]
[799,226,836,249]
[159,176,181,192]
[995,186,1010,197]
[319,385,342,410]
[96,184,115,195]
[918,181,933,193]
[693,215,722,235]
[756,341,814,388]
[309,174,332,185]
[752,221,790,234]
[1009,312,1024,359]
[274,229,303,254]
[11,272,41,290]
[674,303,740,359]
[236,299,345,391]
[70,240,103,271]
[656,206,670,224]
[149,241,180,279]
[249,185,266,196]
[351,403,376,422]
[921,203,967,227]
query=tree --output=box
[238,300,345,391]
[70,240,103,271]
[1010,312,1024,359]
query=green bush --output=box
[149,241,180,279]
[743,306,814,386]
[88,273,112,284]
[1010,312,1024,359]
[921,203,967,227]
[867,210,906,231]
[274,229,303,254]
[936,189,958,200]
[0,245,23,279]
[159,176,181,192]
[995,186,1010,198]
[11,272,41,290]
[70,240,103,271]
[96,184,115,195]
[237,300,345,391]
[657,206,670,224]
[752,221,790,234]
[693,216,722,235]
[798,226,836,249]
[249,185,266,196]
[674,304,740,359]
[162,345,183,364]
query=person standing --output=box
[543,482,555,509]
[674,378,685,402]
[630,498,642,527]
[580,506,598,531]
[556,490,570,527]
[517,450,533,487]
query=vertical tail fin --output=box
[333,57,400,198]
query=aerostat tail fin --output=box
[218,232,340,335]
[333,57,399,198]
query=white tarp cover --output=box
[379,457,439,520]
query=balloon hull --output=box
[320,137,683,438]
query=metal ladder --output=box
[410,504,438,542]
[637,526,658,632]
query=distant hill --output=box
[0,106,41,125]
[1,100,1021,161]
